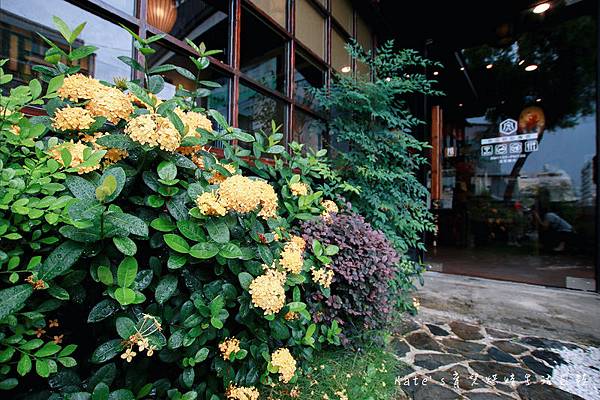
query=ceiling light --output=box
[458,103,463,107]
[340,66,351,73]
[518,60,525,66]
[533,2,551,14]
[525,64,538,71]
[460,67,465,71]
[486,64,493,69]
[536,98,542,102]
[433,71,439,76]
[148,0,178,33]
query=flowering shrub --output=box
[300,210,402,340]
[0,17,344,399]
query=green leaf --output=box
[148,74,165,94]
[174,66,196,81]
[101,167,126,203]
[157,160,178,181]
[97,266,114,286]
[115,317,137,339]
[105,212,149,237]
[53,16,72,43]
[48,286,70,300]
[58,356,77,367]
[96,134,135,150]
[91,340,123,364]
[155,275,178,304]
[210,316,223,329]
[0,284,33,320]
[189,242,219,259]
[88,299,119,322]
[113,237,137,256]
[35,359,50,378]
[206,219,229,244]
[34,342,61,357]
[65,175,96,200]
[0,378,18,390]
[126,81,155,108]
[117,257,138,288]
[218,243,242,259]
[17,354,32,376]
[92,382,110,400]
[47,74,64,94]
[167,253,187,270]
[150,216,176,232]
[117,56,144,72]
[69,22,86,44]
[163,234,190,253]
[70,45,98,61]
[177,220,205,242]
[29,79,42,99]
[114,287,136,305]
[20,339,44,351]
[266,145,285,154]
[238,272,253,290]
[59,344,77,357]
[182,367,194,388]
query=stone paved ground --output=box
[392,318,600,400]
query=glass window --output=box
[103,0,136,15]
[0,0,132,87]
[356,15,372,75]
[146,0,229,64]
[331,29,351,72]
[249,0,286,28]
[293,110,325,152]
[331,0,353,34]
[240,7,286,93]
[147,43,229,118]
[238,83,285,134]
[295,0,325,59]
[294,52,324,108]
[429,11,597,289]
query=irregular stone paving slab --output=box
[521,355,553,377]
[469,361,533,382]
[406,331,443,352]
[487,347,518,364]
[401,381,462,400]
[492,340,528,355]
[465,392,515,400]
[519,337,580,351]
[426,324,450,336]
[414,353,464,370]
[450,321,484,340]
[530,349,565,366]
[395,318,422,336]
[392,338,411,358]
[517,383,585,400]
[486,328,516,339]
[441,338,486,356]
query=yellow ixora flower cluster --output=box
[174,107,213,136]
[119,314,161,363]
[52,106,96,131]
[57,73,133,124]
[271,348,297,383]
[321,199,339,223]
[249,269,287,315]
[124,113,181,152]
[48,141,101,175]
[311,267,334,288]
[218,337,240,361]
[279,235,306,275]
[289,182,309,196]
[196,175,278,219]
[193,158,237,184]
[225,385,260,400]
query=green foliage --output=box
[313,40,442,253]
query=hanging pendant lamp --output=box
[147,0,178,33]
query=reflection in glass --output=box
[295,0,325,59]
[294,52,324,108]
[293,110,325,153]
[249,0,286,28]
[103,0,135,15]
[0,0,132,86]
[331,0,353,34]
[238,83,285,134]
[240,7,286,92]
[331,29,351,72]
[356,15,372,75]
[147,0,229,63]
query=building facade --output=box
[0,0,375,151]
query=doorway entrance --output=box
[426,1,598,290]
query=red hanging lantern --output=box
[147,0,178,33]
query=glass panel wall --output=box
[295,0,326,59]
[238,83,285,133]
[0,0,132,87]
[331,29,351,72]
[331,0,353,34]
[294,52,325,108]
[240,7,286,93]
[293,109,325,153]
[249,0,287,28]
[103,0,136,15]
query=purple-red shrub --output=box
[300,211,400,337]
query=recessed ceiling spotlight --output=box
[486,64,493,69]
[433,71,439,76]
[536,98,542,102]
[341,66,351,73]
[458,103,463,107]
[518,60,525,66]
[533,2,551,14]
[525,64,538,71]
[460,67,465,71]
